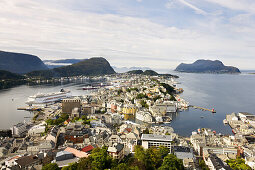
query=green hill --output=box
[27,57,116,78]
[0,70,25,80]
[0,51,48,74]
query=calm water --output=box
[170,72,255,136]
[0,73,255,136]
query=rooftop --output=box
[141,134,172,142]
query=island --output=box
[175,59,241,73]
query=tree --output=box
[199,159,209,170]
[143,128,150,134]
[42,163,60,170]
[226,158,251,170]
[158,154,184,170]
[159,146,170,159]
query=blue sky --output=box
[0,0,255,70]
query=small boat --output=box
[200,116,204,118]
[223,119,228,124]
[212,108,216,113]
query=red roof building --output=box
[81,145,94,153]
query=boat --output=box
[200,116,204,118]
[82,86,98,90]
[223,119,228,124]
[26,89,71,105]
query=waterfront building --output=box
[62,97,81,114]
[141,134,173,150]
[10,122,27,137]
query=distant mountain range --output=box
[27,57,116,78]
[0,51,48,74]
[175,60,241,73]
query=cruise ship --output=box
[26,89,72,105]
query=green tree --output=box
[199,159,209,170]
[42,163,60,170]
[226,158,251,170]
[159,146,170,159]
[158,154,184,170]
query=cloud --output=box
[0,0,254,70]
[177,0,207,15]
[166,0,207,15]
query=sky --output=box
[0,0,255,70]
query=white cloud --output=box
[0,0,254,70]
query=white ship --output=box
[26,89,72,106]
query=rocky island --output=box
[175,59,241,73]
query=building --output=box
[10,122,27,137]
[62,98,81,114]
[141,134,172,150]
[173,146,195,168]
[107,143,124,160]
[28,123,46,137]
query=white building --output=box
[141,134,173,150]
[10,123,27,137]
[28,123,46,136]
[136,111,153,122]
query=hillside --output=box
[27,57,116,78]
[0,51,48,74]
[175,60,241,73]
[0,70,25,80]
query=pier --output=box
[190,105,216,113]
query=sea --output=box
[0,71,255,137]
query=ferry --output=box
[26,89,71,105]
[82,86,98,90]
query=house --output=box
[107,143,124,160]
[56,151,74,161]
[173,146,195,168]
[205,153,231,170]
[15,155,40,169]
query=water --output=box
[170,72,255,136]
[0,80,92,129]
[0,73,255,137]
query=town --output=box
[0,73,254,170]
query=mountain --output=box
[127,69,159,76]
[27,57,116,78]
[0,51,48,74]
[175,60,241,73]
[0,70,25,80]
[44,59,85,69]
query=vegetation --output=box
[198,159,209,170]
[46,113,69,125]
[27,57,115,78]
[42,163,60,170]
[136,93,148,99]
[127,69,158,76]
[160,83,175,94]
[226,158,251,170]
[43,146,183,170]
[140,100,149,108]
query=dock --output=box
[190,105,216,113]
[17,107,42,111]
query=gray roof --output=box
[141,134,172,142]
[56,151,73,157]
